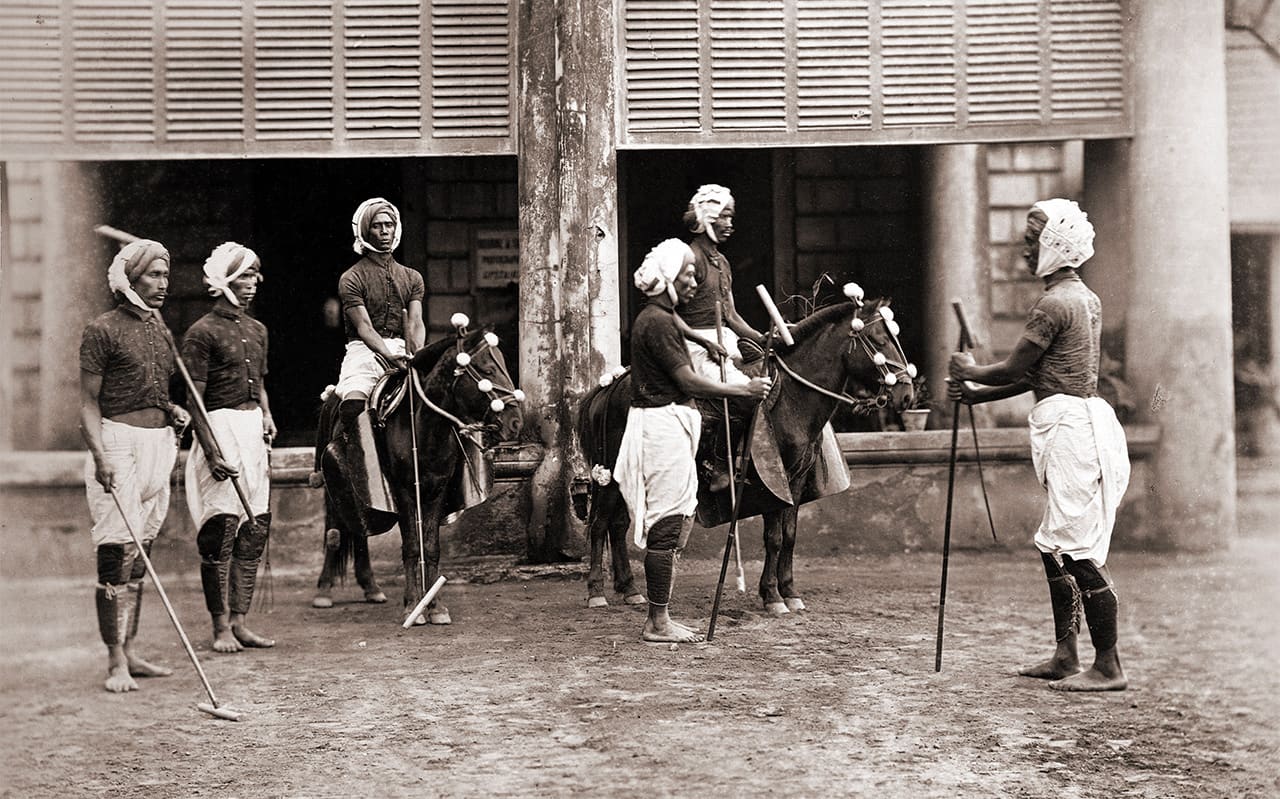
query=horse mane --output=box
[411,335,459,373]
[782,301,860,348]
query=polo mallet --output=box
[403,324,430,625]
[953,302,998,544]
[713,300,746,594]
[402,575,448,629]
[106,488,241,721]
[935,299,983,672]
[708,287,792,642]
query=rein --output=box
[771,354,884,415]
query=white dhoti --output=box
[84,420,177,547]
[613,404,702,548]
[1029,394,1131,567]
[185,407,271,528]
[335,337,406,399]
[685,327,750,385]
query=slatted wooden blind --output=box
[622,0,1130,146]
[0,0,514,157]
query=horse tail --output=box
[576,371,631,471]
[314,390,339,474]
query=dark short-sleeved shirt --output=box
[677,237,733,328]
[630,302,694,408]
[79,304,175,418]
[1021,274,1102,398]
[181,305,269,412]
[338,255,426,341]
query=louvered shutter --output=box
[73,0,156,142]
[431,0,511,138]
[345,0,422,139]
[0,0,64,142]
[621,0,1130,146]
[254,0,334,140]
[710,0,786,130]
[796,0,872,130]
[165,0,244,141]
[623,0,700,131]
[1049,0,1124,120]
[966,0,1040,125]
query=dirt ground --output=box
[3,523,1278,798]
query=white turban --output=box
[202,242,260,306]
[107,239,169,311]
[688,184,734,242]
[351,197,402,255]
[1032,198,1095,278]
[634,238,693,304]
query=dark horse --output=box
[578,296,915,614]
[312,326,523,624]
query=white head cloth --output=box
[107,239,169,312]
[688,184,734,243]
[351,197,402,255]
[202,242,260,307]
[634,238,694,305]
[1032,198,1095,278]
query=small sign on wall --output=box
[472,228,520,288]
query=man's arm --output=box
[672,314,726,361]
[722,290,765,344]
[79,370,114,491]
[405,299,426,353]
[671,364,771,401]
[345,305,411,366]
[948,379,1033,406]
[950,336,1046,387]
[187,378,239,481]
[259,382,276,444]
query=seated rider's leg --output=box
[1019,552,1083,679]
[338,395,397,526]
[698,401,732,493]
[229,513,275,648]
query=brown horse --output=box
[313,325,523,624]
[578,296,916,614]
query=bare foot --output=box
[105,665,138,693]
[642,618,703,643]
[127,654,172,678]
[232,624,275,648]
[1019,656,1083,680]
[213,627,243,653]
[1049,667,1127,692]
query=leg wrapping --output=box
[1040,553,1081,643]
[644,516,686,607]
[125,581,143,642]
[229,513,271,614]
[197,514,238,615]
[95,544,131,647]
[1063,556,1119,652]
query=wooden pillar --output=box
[921,144,990,425]
[516,0,621,561]
[39,162,107,449]
[1126,0,1236,548]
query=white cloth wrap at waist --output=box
[613,403,702,548]
[335,338,406,399]
[84,420,176,547]
[684,327,751,385]
[1029,394,1130,567]
[185,407,270,528]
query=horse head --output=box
[843,297,917,413]
[412,316,525,444]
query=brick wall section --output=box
[986,142,1080,354]
[2,162,47,449]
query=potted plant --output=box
[900,377,932,431]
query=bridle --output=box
[772,291,917,415]
[407,314,525,434]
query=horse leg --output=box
[586,492,610,607]
[608,491,645,605]
[759,511,789,616]
[352,532,386,603]
[776,506,805,612]
[397,481,450,626]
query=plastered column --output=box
[922,144,991,426]
[1126,0,1236,547]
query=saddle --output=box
[368,367,409,428]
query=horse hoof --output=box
[623,593,647,606]
[411,613,428,626]
[784,598,806,612]
[312,595,334,609]
[428,610,452,625]
[587,596,608,608]
[364,589,388,604]
[764,601,790,616]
